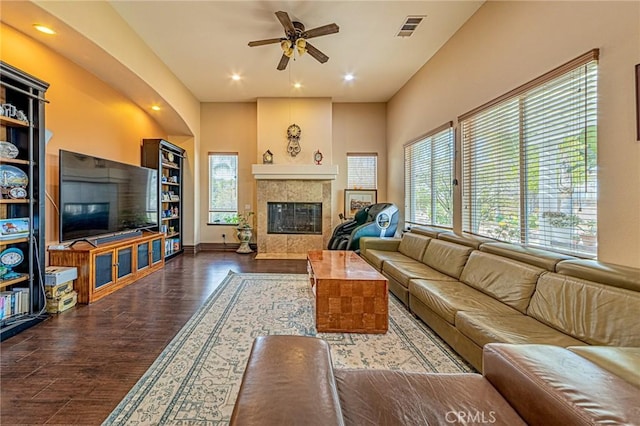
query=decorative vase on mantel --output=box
[236,227,253,254]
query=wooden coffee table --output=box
[307,250,388,333]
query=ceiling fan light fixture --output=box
[249,10,339,70]
[281,40,294,58]
[296,38,307,56]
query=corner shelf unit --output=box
[0,62,49,341]
[141,139,185,260]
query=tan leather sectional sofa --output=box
[231,336,640,425]
[360,227,640,373]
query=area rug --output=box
[104,272,472,425]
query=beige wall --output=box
[332,103,387,221]
[199,103,258,243]
[257,98,332,165]
[0,24,167,246]
[387,1,640,267]
[199,101,387,243]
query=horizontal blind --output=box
[347,154,377,189]
[462,99,521,242]
[462,53,598,256]
[208,153,238,223]
[524,61,598,255]
[405,123,453,227]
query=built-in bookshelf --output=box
[141,139,185,260]
[0,62,49,340]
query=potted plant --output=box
[226,212,254,253]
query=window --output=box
[404,122,454,228]
[208,153,238,224]
[347,153,377,189]
[461,50,598,256]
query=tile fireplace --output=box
[253,164,338,259]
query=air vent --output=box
[396,15,426,38]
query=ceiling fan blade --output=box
[277,54,290,71]
[305,42,329,64]
[303,23,339,39]
[248,38,283,47]
[275,11,295,36]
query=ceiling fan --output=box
[248,11,339,71]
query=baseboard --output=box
[183,244,198,254]
[199,242,240,251]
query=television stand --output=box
[49,231,165,304]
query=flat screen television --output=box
[59,150,158,242]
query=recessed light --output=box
[344,73,355,82]
[151,105,161,111]
[293,82,302,89]
[231,74,241,81]
[33,24,56,35]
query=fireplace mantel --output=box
[252,164,338,180]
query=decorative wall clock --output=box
[286,124,301,157]
[314,150,323,165]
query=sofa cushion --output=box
[556,259,640,292]
[362,249,413,271]
[383,260,456,289]
[230,336,343,426]
[409,279,519,325]
[527,273,640,346]
[422,240,473,280]
[479,242,574,271]
[397,233,431,261]
[334,369,525,426]
[460,251,544,313]
[484,344,640,426]
[456,312,586,348]
[406,226,445,238]
[567,346,640,388]
[359,237,400,258]
[436,231,494,249]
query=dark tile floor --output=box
[0,252,307,425]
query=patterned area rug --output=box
[104,272,472,425]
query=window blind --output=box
[208,153,238,224]
[347,153,377,189]
[404,122,454,227]
[461,50,598,256]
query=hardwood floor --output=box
[0,252,307,425]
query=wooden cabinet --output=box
[141,139,185,259]
[0,62,49,340]
[49,232,164,304]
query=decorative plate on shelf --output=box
[0,165,28,187]
[0,141,19,159]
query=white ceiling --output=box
[0,0,483,133]
[106,1,483,102]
